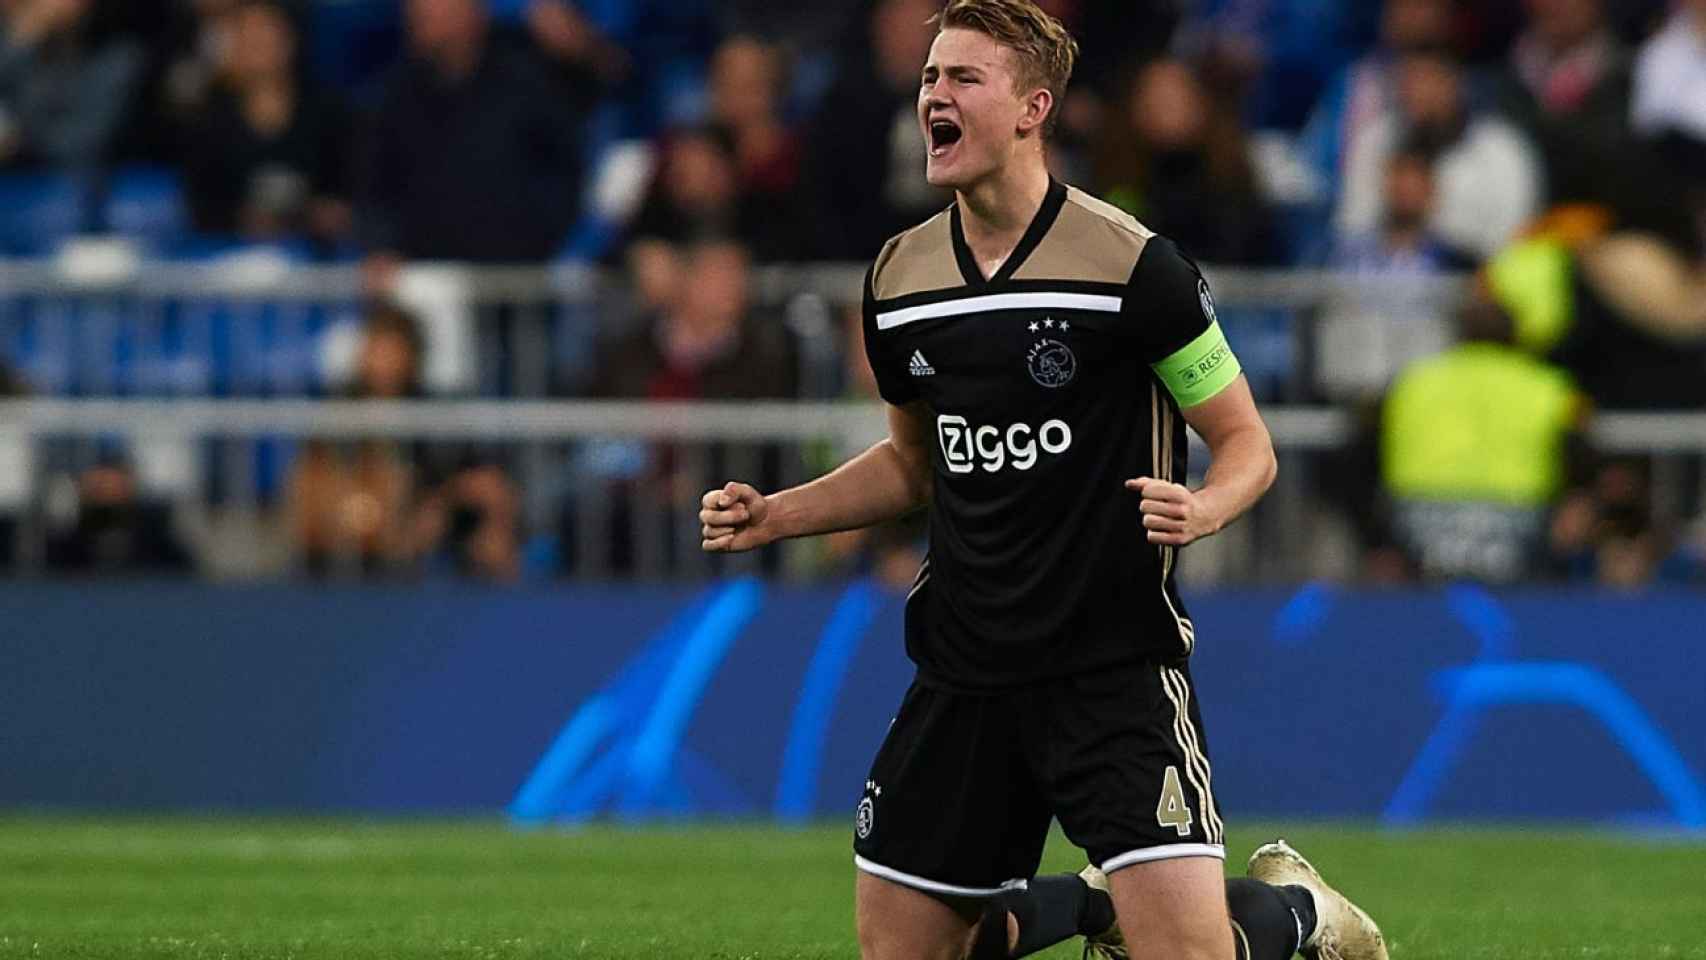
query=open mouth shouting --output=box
[928,118,963,158]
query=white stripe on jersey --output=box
[875,292,1122,330]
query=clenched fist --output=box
[1126,476,1221,547]
[700,481,772,553]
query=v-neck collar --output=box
[949,177,1068,287]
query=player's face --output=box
[918,28,1033,190]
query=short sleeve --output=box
[862,265,919,406]
[1128,236,1243,408]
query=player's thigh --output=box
[854,871,979,960]
[854,681,1050,895]
[1106,855,1234,960]
[1045,662,1226,871]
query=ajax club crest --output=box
[1027,336,1077,388]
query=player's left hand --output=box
[1125,477,1220,546]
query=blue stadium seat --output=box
[1,299,73,394]
[0,173,86,255]
[103,167,188,253]
[131,303,215,396]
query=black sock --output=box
[990,874,1316,960]
[995,874,1107,958]
[1080,880,1116,938]
[968,902,1011,960]
[1226,878,1318,959]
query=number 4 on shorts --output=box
[1156,765,1194,837]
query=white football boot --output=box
[1246,839,1388,960]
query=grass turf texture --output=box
[0,819,1701,959]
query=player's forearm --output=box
[765,439,930,543]
[1194,424,1277,536]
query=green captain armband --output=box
[1152,321,1242,407]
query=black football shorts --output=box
[852,660,1225,897]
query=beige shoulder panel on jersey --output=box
[871,208,960,301]
[1010,186,1153,284]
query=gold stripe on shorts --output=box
[1160,666,1224,844]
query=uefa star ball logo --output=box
[1027,337,1076,388]
[855,797,875,839]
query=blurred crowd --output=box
[3,0,1706,588]
[1,0,1700,266]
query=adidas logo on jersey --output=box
[908,350,936,376]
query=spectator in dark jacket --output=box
[45,453,194,576]
[585,235,797,575]
[706,35,810,261]
[1093,57,1280,264]
[359,0,583,273]
[519,0,627,102]
[804,0,949,261]
[414,456,523,581]
[0,0,144,170]
[181,0,353,246]
[593,236,796,401]
[1499,0,1636,209]
[626,127,744,255]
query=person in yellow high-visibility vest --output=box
[1381,292,1588,581]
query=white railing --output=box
[0,257,1472,402]
[2,398,1705,584]
[3,261,1695,584]
[0,257,1469,300]
[3,399,1702,452]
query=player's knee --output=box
[1119,910,1235,960]
[1173,922,1236,960]
[1184,925,1237,960]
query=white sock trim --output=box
[1100,843,1226,874]
[853,855,1028,898]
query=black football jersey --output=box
[861,178,1244,690]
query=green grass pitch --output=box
[1,817,1702,959]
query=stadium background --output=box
[2,0,1705,956]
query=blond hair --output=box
[933,0,1080,136]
